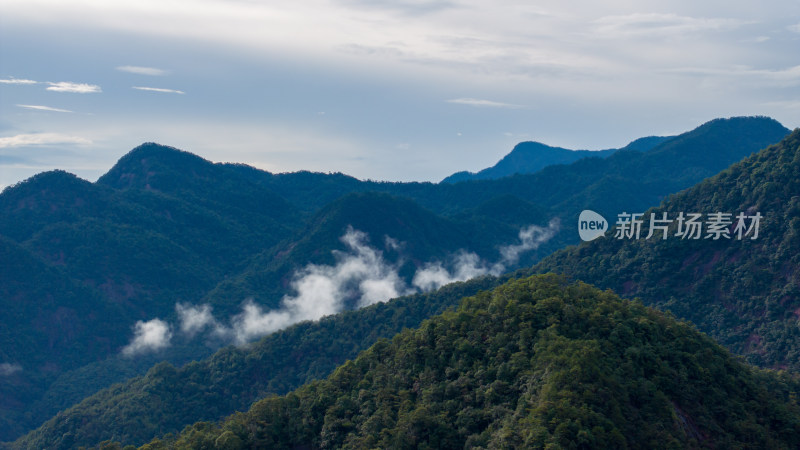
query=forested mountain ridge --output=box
[141,275,800,449]
[535,128,800,370]
[0,116,791,444]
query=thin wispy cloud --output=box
[746,36,771,44]
[593,13,746,37]
[337,0,456,16]
[666,65,800,87]
[446,98,524,109]
[0,133,92,148]
[0,78,38,85]
[116,65,168,76]
[132,86,185,94]
[46,82,101,93]
[17,104,73,113]
[763,100,800,110]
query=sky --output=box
[1,0,799,189]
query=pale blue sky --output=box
[1,0,799,189]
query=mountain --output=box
[535,128,800,370]
[200,191,549,314]
[13,114,800,446]
[10,275,505,449]
[211,116,791,304]
[441,136,673,184]
[0,146,310,441]
[201,113,791,318]
[97,143,300,232]
[142,275,800,449]
[0,116,790,443]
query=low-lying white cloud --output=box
[132,86,185,94]
[176,303,216,336]
[17,104,73,113]
[122,222,560,352]
[497,218,561,268]
[46,81,102,93]
[227,227,411,343]
[0,133,92,148]
[122,319,172,356]
[0,363,22,376]
[228,301,293,343]
[412,251,490,291]
[117,65,168,76]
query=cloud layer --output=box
[2,0,799,189]
[0,133,91,148]
[224,227,412,344]
[122,222,560,353]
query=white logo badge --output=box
[578,210,607,241]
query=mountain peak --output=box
[0,170,109,241]
[0,169,98,209]
[97,142,215,190]
[3,169,89,192]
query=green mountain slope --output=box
[11,276,504,449]
[144,275,800,449]
[0,147,310,441]
[441,135,671,184]
[535,128,800,370]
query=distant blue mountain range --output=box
[442,135,673,183]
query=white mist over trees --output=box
[121,222,560,354]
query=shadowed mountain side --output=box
[535,128,800,370]
[0,235,128,439]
